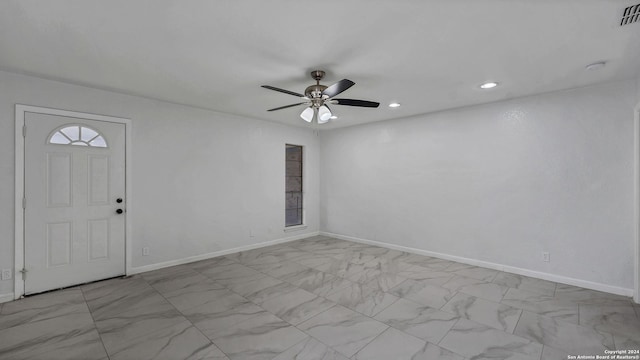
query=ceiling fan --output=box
[262,70,380,124]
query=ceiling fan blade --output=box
[322,79,355,98]
[267,102,306,111]
[333,98,380,108]
[261,85,305,98]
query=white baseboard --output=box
[320,231,634,297]
[0,292,15,303]
[129,231,320,275]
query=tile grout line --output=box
[537,345,544,360]
[318,277,401,319]
[435,318,470,360]
[269,336,310,360]
[79,286,112,360]
[349,325,394,359]
[184,253,339,354]
[577,303,582,326]
[488,269,499,283]
[370,294,402,317]
[292,304,356,357]
[135,274,236,359]
[148,265,244,360]
[511,305,525,337]
[437,316,461,347]
[284,266,414,357]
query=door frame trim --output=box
[14,104,133,299]
[635,100,640,304]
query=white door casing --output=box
[635,100,640,304]
[14,105,132,298]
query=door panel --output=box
[46,222,71,266]
[24,113,126,294]
[88,219,110,261]
[46,153,72,207]
[88,154,110,205]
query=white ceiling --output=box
[1,0,639,129]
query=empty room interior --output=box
[2,1,640,359]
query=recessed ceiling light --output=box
[479,82,498,89]
[389,102,401,108]
[585,61,606,71]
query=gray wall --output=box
[320,79,639,292]
[0,71,320,297]
[2,69,638,299]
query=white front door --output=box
[24,112,126,294]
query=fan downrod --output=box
[305,70,328,102]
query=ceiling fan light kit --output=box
[300,107,314,123]
[318,105,332,122]
[262,70,380,125]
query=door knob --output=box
[116,198,123,203]
[116,209,124,214]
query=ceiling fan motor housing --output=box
[305,84,328,108]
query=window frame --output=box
[284,143,306,230]
[47,124,109,148]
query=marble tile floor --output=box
[1,235,639,360]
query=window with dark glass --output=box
[285,144,303,226]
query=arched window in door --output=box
[48,125,108,148]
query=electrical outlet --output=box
[1,269,12,280]
[249,230,255,238]
[542,252,550,262]
[142,247,150,256]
